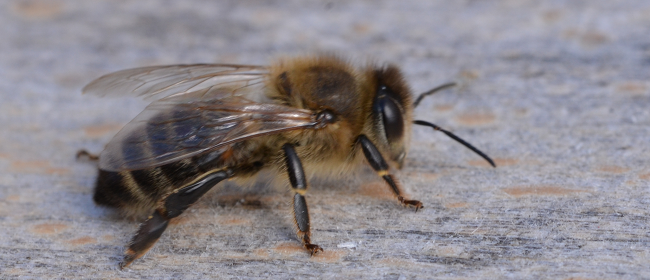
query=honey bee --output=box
[80,55,495,269]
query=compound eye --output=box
[378,86,404,142]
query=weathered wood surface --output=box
[1,1,649,279]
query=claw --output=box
[398,196,423,212]
[305,243,323,256]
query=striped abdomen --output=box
[93,151,218,212]
[94,130,281,212]
[96,111,278,212]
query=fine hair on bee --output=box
[79,55,496,269]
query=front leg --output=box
[282,144,323,255]
[358,135,423,211]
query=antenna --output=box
[413,120,496,167]
[413,82,456,108]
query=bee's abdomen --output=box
[94,107,217,210]
[93,115,275,212]
[93,170,142,208]
[93,159,202,211]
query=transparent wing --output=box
[99,87,318,172]
[82,64,268,100]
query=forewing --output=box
[82,64,268,100]
[99,88,316,172]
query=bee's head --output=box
[364,65,413,169]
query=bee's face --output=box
[365,66,413,169]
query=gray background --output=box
[1,0,649,279]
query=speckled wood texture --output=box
[1,1,649,279]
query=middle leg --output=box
[282,143,323,255]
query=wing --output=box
[82,64,268,101]
[99,87,319,172]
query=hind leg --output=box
[76,149,99,161]
[120,169,231,269]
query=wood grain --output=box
[1,1,649,279]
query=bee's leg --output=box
[282,144,323,255]
[76,149,99,161]
[358,135,423,211]
[120,169,231,269]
